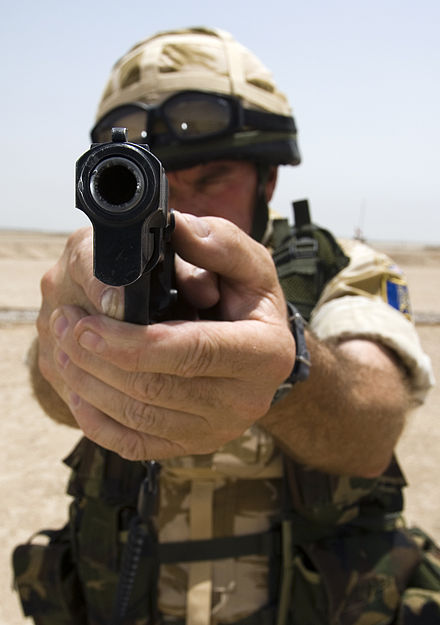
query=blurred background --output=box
[1,0,439,242]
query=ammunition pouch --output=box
[66,440,155,625]
[12,524,87,625]
[277,456,440,624]
[13,439,156,625]
[277,521,440,625]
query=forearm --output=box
[260,332,411,477]
[28,338,79,428]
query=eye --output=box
[195,174,225,194]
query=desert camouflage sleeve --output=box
[309,239,435,405]
[27,337,78,427]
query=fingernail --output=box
[52,314,69,340]
[55,349,69,368]
[182,213,210,238]
[69,392,81,409]
[79,330,107,354]
[101,288,123,318]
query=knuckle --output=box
[129,371,170,404]
[118,433,145,461]
[36,310,49,339]
[40,267,57,299]
[117,432,179,462]
[67,232,97,294]
[65,230,89,276]
[234,401,261,425]
[77,409,101,440]
[122,398,158,433]
[67,244,87,284]
[67,246,80,276]
[66,227,92,250]
[179,328,217,377]
[277,336,297,379]
[232,384,271,422]
[207,420,244,450]
[222,226,244,273]
[38,350,53,383]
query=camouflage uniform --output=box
[13,223,440,625]
[149,235,436,625]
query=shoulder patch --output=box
[382,276,412,319]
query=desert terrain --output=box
[0,231,439,624]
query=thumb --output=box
[172,212,279,292]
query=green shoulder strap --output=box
[271,199,349,321]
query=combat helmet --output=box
[92,27,301,240]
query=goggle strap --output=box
[244,109,296,133]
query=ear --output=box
[265,166,278,201]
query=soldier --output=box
[14,27,440,625]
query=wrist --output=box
[271,303,311,404]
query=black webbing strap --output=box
[292,199,311,230]
[232,604,277,625]
[158,528,281,563]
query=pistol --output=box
[75,128,177,324]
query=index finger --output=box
[74,314,277,379]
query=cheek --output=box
[214,185,255,234]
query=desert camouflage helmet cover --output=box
[95,27,301,170]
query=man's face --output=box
[166,160,276,235]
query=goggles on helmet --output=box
[91,90,296,146]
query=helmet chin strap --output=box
[250,164,271,242]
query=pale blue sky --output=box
[1,0,439,242]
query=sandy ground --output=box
[0,231,439,625]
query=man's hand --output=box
[36,227,125,419]
[40,212,295,460]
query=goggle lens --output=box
[91,91,294,146]
[93,109,148,144]
[163,94,232,139]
